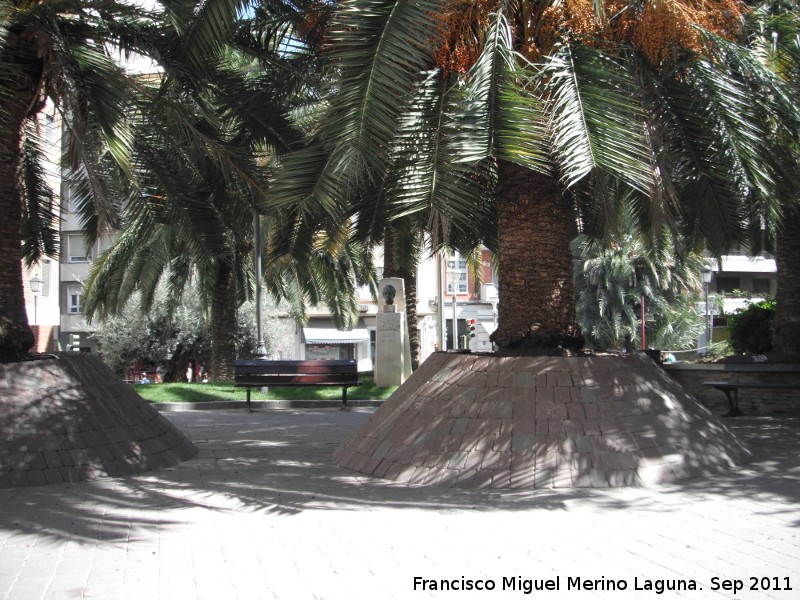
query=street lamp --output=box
[29,272,43,326]
[447,262,458,350]
[436,252,444,351]
[253,213,267,358]
[701,265,714,352]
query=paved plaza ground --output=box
[0,407,798,600]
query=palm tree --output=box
[0,0,157,360]
[1,0,283,362]
[744,0,800,354]
[81,0,363,380]
[80,46,286,381]
[575,208,707,351]
[269,0,799,357]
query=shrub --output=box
[727,300,775,355]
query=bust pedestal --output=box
[375,278,412,386]
[375,311,408,386]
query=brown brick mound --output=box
[333,352,752,488]
[0,353,196,488]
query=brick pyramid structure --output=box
[0,353,197,488]
[333,352,751,488]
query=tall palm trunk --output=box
[490,162,582,355]
[0,38,41,361]
[401,272,419,369]
[772,208,800,355]
[209,260,238,380]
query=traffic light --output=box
[466,319,476,349]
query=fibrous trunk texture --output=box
[209,261,238,381]
[772,209,800,355]
[0,37,39,361]
[491,162,582,355]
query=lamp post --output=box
[447,262,458,350]
[701,265,713,353]
[436,252,444,351]
[253,213,267,358]
[29,272,42,326]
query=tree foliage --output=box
[727,299,776,355]
[575,207,707,351]
[91,282,294,379]
[265,0,800,355]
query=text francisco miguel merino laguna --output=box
[413,575,702,594]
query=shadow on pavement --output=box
[1,409,797,545]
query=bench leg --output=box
[720,388,744,418]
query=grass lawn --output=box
[132,374,397,403]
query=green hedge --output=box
[727,300,775,355]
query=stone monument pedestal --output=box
[375,278,412,387]
[376,310,407,386]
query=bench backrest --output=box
[233,359,360,386]
[722,356,800,373]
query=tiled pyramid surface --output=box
[0,354,197,489]
[332,352,752,488]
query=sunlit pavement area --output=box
[0,408,798,600]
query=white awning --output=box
[303,328,370,344]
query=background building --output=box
[281,247,500,371]
[702,248,777,349]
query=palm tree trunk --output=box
[0,63,37,361]
[490,162,582,355]
[209,261,238,380]
[402,273,419,369]
[772,209,800,355]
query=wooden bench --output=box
[702,356,800,417]
[233,359,361,411]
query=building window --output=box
[41,260,51,296]
[447,254,468,294]
[305,344,354,360]
[715,276,741,295]
[43,113,57,145]
[67,234,90,263]
[446,318,468,350]
[752,278,772,296]
[68,285,83,314]
[65,182,80,214]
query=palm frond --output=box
[323,0,445,181]
[451,11,548,172]
[545,43,654,195]
[20,122,60,267]
[173,0,248,76]
[384,69,494,246]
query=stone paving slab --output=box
[0,408,798,600]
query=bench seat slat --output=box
[723,363,800,373]
[703,381,798,390]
